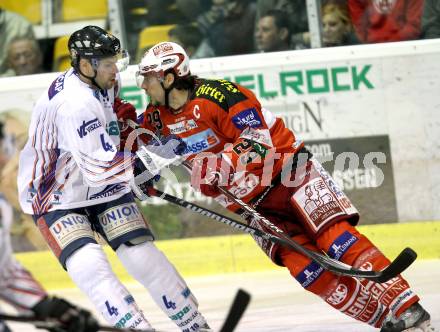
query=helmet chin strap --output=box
[158,72,185,114]
[160,72,179,113]
[161,81,172,108]
[77,58,104,90]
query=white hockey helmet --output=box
[136,41,190,87]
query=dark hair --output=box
[0,121,4,140]
[172,74,198,91]
[169,24,203,49]
[261,9,291,39]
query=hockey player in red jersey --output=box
[116,41,435,332]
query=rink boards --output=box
[15,221,440,290]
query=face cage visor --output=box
[135,70,164,88]
[89,49,130,72]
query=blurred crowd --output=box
[0,0,439,78]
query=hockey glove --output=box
[0,320,12,332]
[191,154,232,197]
[131,135,187,199]
[32,296,99,332]
[131,157,161,198]
[114,97,137,152]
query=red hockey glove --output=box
[191,155,232,197]
[114,97,137,151]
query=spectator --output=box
[348,0,424,43]
[321,2,358,47]
[255,0,309,50]
[197,0,256,56]
[255,9,291,52]
[421,0,440,39]
[168,23,215,59]
[0,8,35,75]
[1,37,43,77]
[175,0,209,22]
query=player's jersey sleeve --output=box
[58,98,134,187]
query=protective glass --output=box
[135,70,162,88]
[91,49,130,72]
[116,49,130,72]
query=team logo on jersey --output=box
[26,188,62,204]
[181,129,219,154]
[106,121,120,136]
[26,188,37,202]
[89,184,125,200]
[232,108,263,129]
[195,83,226,103]
[167,119,198,134]
[77,118,102,138]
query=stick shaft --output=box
[149,186,415,282]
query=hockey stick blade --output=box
[219,289,251,332]
[374,247,417,283]
[149,188,417,283]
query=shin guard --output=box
[116,242,209,331]
[65,243,152,329]
[318,221,420,318]
[280,236,388,328]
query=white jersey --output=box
[18,69,133,215]
[0,194,13,269]
[0,194,47,310]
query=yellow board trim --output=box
[15,221,440,290]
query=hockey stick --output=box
[219,289,251,332]
[148,186,416,283]
[0,288,251,332]
[124,119,417,281]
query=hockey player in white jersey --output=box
[0,194,100,332]
[1,120,99,332]
[17,26,210,332]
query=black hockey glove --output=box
[132,157,161,198]
[0,319,12,332]
[32,296,99,332]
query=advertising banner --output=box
[1,40,439,248]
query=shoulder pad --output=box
[192,79,247,112]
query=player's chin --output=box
[149,96,161,105]
[107,78,117,88]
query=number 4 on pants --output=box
[105,300,119,316]
[162,295,176,310]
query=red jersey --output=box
[141,78,303,211]
[348,0,423,43]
